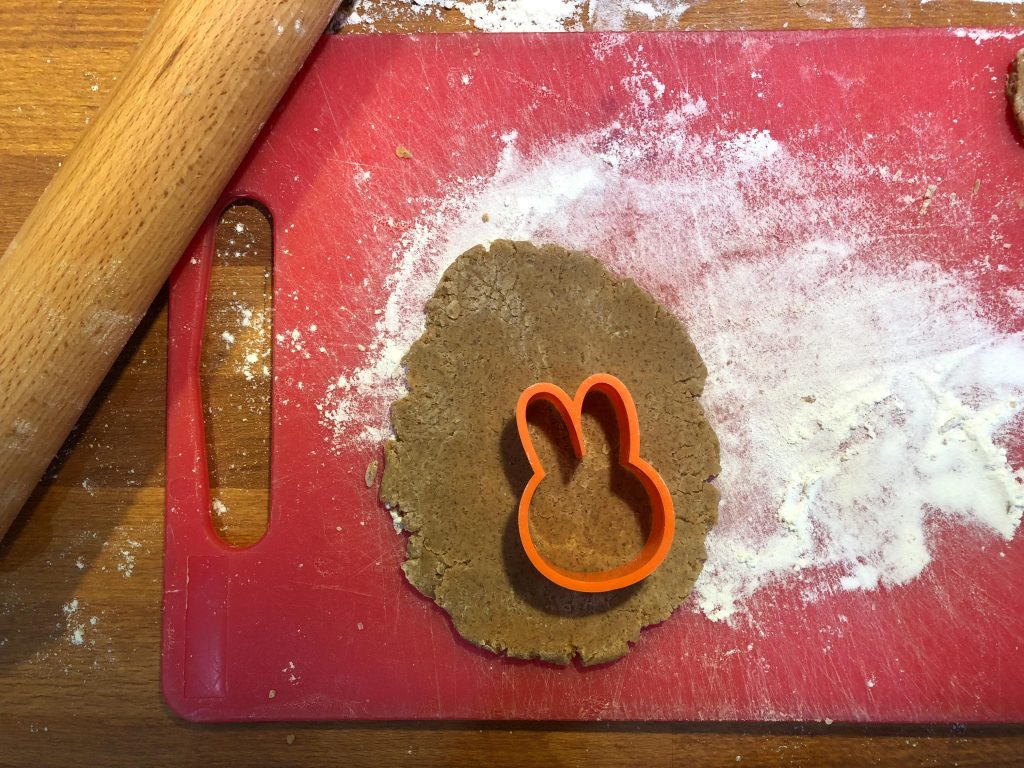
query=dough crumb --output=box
[286,734,295,745]
[364,459,379,488]
[395,145,413,159]
[919,184,937,216]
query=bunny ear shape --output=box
[515,374,675,593]
[516,383,586,468]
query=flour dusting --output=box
[459,0,584,30]
[954,27,1024,44]
[339,0,585,30]
[332,0,1019,35]
[693,245,1023,620]
[336,0,696,30]
[335,0,999,32]
[317,45,1024,622]
[61,599,89,648]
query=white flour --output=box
[955,27,1024,44]
[337,0,1002,31]
[589,0,691,27]
[339,0,583,29]
[335,0,1024,32]
[338,0,691,30]
[459,0,584,30]
[61,599,92,648]
[317,47,1024,622]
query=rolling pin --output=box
[0,0,341,542]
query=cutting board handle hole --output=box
[201,200,274,548]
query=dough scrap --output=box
[381,241,720,665]
[1007,49,1024,137]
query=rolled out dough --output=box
[381,241,720,665]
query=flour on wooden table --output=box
[333,0,1024,34]
[336,0,693,30]
[333,0,903,31]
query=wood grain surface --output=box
[0,0,340,539]
[2,1,1023,765]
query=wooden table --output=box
[2,1,1023,764]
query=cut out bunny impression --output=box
[516,374,675,593]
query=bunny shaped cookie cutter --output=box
[515,373,675,593]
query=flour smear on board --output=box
[317,45,1024,624]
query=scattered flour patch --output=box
[226,303,272,381]
[629,1,660,19]
[953,27,1024,44]
[62,599,88,648]
[794,0,868,26]
[457,0,582,31]
[116,539,141,579]
[590,0,691,27]
[279,328,311,361]
[690,245,1024,621]
[1008,287,1024,314]
[336,0,695,31]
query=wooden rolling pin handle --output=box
[0,0,341,541]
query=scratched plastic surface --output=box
[164,31,1024,722]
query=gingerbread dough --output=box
[1007,49,1024,136]
[381,241,720,665]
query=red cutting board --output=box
[164,30,1024,722]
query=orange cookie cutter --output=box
[515,373,675,593]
